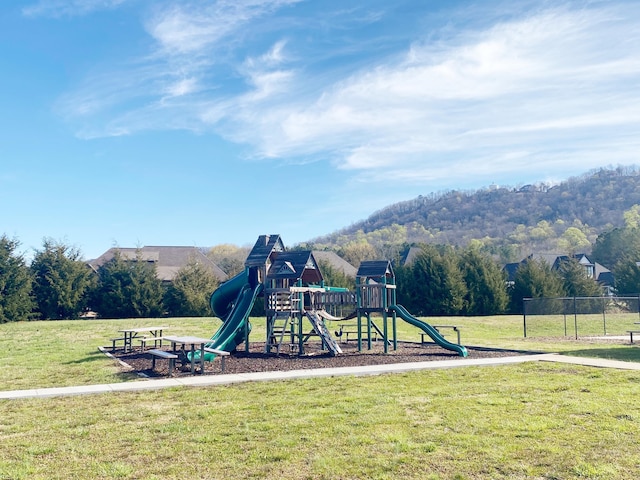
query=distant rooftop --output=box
[88,246,228,282]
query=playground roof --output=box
[245,234,285,267]
[267,251,323,283]
[356,260,394,280]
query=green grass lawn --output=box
[1,315,639,479]
[1,314,639,390]
[1,363,639,479]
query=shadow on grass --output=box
[63,351,107,365]
[562,346,640,363]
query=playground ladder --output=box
[266,311,292,355]
[290,294,301,313]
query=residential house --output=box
[88,246,228,283]
[504,253,614,292]
[312,250,358,278]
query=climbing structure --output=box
[205,234,466,360]
[355,260,468,357]
[355,260,398,353]
[245,234,354,356]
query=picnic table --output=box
[163,335,212,375]
[117,326,168,353]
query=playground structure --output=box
[196,234,467,365]
[354,260,467,357]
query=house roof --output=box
[312,251,357,278]
[503,253,614,286]
[87,246,228,282]
[402,246,422,266]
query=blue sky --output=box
[2,0,639,260]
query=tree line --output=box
[394,245,603,316]
[0,237,219,323]
[2,218,640,322]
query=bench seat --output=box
[148,349,178,376]
[110,337,126,352]
[335,324,377,343]
[204,347,230,373]
[138,336,165,350]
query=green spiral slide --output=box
[196,269,262,362]
[391,304,468,357]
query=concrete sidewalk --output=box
[2,353,639,400]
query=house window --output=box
[584,265,594,278]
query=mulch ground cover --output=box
[109,340,532,378]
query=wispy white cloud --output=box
[224,4,640,187]
[145,0,301,56]
[23,0,128,17]
[56,0,303,137]
[57,1,640,189]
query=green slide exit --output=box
[391,304,468,357]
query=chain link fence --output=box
[523,296,640,338]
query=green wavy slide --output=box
[391,304,468,357]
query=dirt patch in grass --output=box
[109,341,532,378]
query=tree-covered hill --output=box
[305,166,640,262]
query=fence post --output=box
[523,298,527,338]
[573,296,578,339]
[602,296,606,336]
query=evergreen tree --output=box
[164,260,220,317]
[591,226,640,270]
[556,257,603,297]
[31,239,94,319]
[509,258,564,313]
[612,256,640,295]
[90,250,164,318]
[317,259,354,290]
[403,245,466,315]
[459,248,509,315]
[0,235,34,322]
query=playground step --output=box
[266,314,293,355]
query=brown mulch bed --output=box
[108,341,532,378]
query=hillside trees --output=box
[557,226,591,254]
[338,239,378,267]
[311,167,640,256]
[30,239,95,320]
[0,236,34,322]
[164,260,219,316]
[207,244,249,277]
